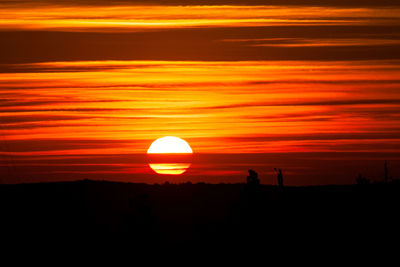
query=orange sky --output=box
[1,1,400,184]
[1,5,399,31]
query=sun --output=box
[147,136,193,175]
[148,163,191,175]
[147,136,193,154]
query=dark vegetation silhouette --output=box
[0,166,399,252]
[246,169,260,186]
[356,173,371,185]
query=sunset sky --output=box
[1,0,400,185]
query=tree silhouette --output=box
[246,169,260,186]
[356,173,370,185]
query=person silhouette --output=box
[274,168,284,187]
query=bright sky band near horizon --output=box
[1,1,400,184]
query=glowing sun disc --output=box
[147,136,193,154]
[148,163,191,175]
[147,136,192,175]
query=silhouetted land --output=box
[1,179,399,251]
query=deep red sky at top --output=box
[1,0,400,185]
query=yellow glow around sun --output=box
[147,136,193,154]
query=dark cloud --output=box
[0,99,128,108]
[0,115,85,123]
[0,107,142,113]
[3,0,400,7]
[1,25,400,64]
[194,99,400,110]
[213,132,400,142]
[0,139,139,152]
[0,114,150,124]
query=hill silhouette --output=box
[1,179,399,252]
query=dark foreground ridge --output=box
[1,179,399,251]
